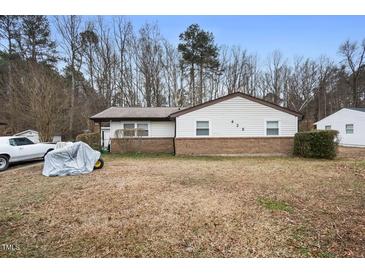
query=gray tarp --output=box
[42,141,101,177]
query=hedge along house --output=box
[90,92,303,155]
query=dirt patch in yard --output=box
[0,154,364,257]
[338,146,365,158]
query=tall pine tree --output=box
[178,24,219,105]
[0,16,22,132]
[0,16,21,56]
[20,16,57,66]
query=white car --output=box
[0,136,56,171]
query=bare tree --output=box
[339,39,365,107]
[94,17,118,107]
[81,22,98,91]
[222,46,261,96]
[287,57,318,112]
[56,15,83,138]
[161,40,183,106]
[9,62,68,141]
[314,56,337,120]
[113,17,138,107]
[262,50,290,105]
[135,23,164,107]
[0,16,21,133]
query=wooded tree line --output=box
[1,15,364,140]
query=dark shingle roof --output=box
[170,92,303,118]
[91,93,303,121]
[90,107,183,121]
[346,107,365,112]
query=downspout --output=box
[99,121,102,150]
[109,119,112,152]
[172,117,176,156]
[298,114,304,132]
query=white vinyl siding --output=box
[315,108,365,147]
[176,96,298,138]
[111,121,175,138]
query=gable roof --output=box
[314,107,365,124]
[90,107,183,121]
[169,92,303,118]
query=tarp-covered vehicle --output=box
[42,141,104,176]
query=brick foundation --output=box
[175,137,294,156]
[111,138,174,153]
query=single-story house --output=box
[90,92,303,155]
[14,129,62,143]
[314,108,365,147]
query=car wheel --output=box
[0,155,10,172]
[94,158,104,169]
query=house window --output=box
[123,123,149,137]
[325,125,331,130]
[196,121,209,136]
[137,123,149,136]
[266,121,279,136]
[123,123,135,137]
[345,124,354,134]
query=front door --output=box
[101,129,110,148]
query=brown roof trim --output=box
[169,92,303,119]
[90,117,172,122]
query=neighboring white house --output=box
[90,93,303,155]
[314,108,365,147]
[14,129,62,143]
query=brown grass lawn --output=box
[0,153,364,258]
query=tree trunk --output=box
[352,78,358,107]
[89,47,94,91]
[199,63,203,104]
[7,61,15,133]
[69,68,75,139]
[190,63,195,105]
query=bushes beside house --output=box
[293,130,338,159]
[76,132,101,150]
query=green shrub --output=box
[76,132,101,150]
[293,130,338,159]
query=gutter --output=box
[171,116,176,156]
[90,117,172,122]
